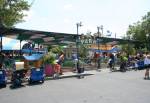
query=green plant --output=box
[79,44,89,59]
[42,52,56,65]
[51,46,63,54]
[62,60,74,67]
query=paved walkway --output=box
[56,67,119,80]
[1,69,149,103]
[6,66,136,84]
[6,68,109,83]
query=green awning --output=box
[0,27,140,46]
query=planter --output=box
[44,64,54,76]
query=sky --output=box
[2,37,27,50]
[15,0,150,38]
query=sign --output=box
[80,38,103,44]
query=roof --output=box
[0,27,77,45]
[0,27,140,46]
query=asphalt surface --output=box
[0,69,150,103]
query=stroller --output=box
[120,61,127,72]
[11,69,26,88]
[28,67,45,84]
[77,62,85,79]
[0,70,7,87]
[137,60,145,70]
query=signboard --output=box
[15,62,24,70]
[80,38,103,44]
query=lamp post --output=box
[127,35,131,56]
[20,40,22,57]
[100,25,103,37]
[0,21,5,52]
[97,27,100,51]
[0,2,7,52]
[0,17,3,52]
[96,25,103,71]
[76,22,82,70]
[97,26,101,70]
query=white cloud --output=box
[63,4,73,10]
[63,18,71,24]
[17,9,54,31]
[80,25,97,35]
[16,0,150,39]
[23,10,35,21]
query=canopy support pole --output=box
[20,40,22,57]
[0,35,2,52]
[38,43,39,53]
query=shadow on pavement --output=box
[0,86,6,89]
[27,82,44,86]
[45,73,94,80]
[9,85,25,90]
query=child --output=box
[108,58,113,71]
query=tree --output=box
[0,0,30,27]
[78,32,92,59]
[51,46,63,54]
[126,11,150,51]
[79,44,89,59]
[121,44,136,55]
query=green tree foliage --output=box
[79,44,88,58]
[121,44,136,55]
[42,52,56,65]
[78,33,91,59]
[126,11,150,50]
[51,46,63,54]
[0,0,30,27]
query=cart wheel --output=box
[41,80,44,83]
[3,83,6,87]
[28,79,32,84]
[53,74,57,79]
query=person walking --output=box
[144,54,150,80]
[72,53,78,72]
[56,52,64,75]
[108,53,115,71]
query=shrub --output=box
[62,60,74,67]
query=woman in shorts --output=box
[144,54,150,79]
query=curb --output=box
[6,72,95,84]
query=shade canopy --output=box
[0,27,77,46]
[23,54,44,61]
[0,27,140,47]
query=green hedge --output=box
[62,60,74,67]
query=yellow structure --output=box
[89,44,113,50]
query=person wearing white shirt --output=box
[144,55,150,79]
